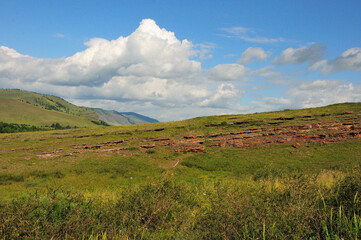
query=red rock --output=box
[156,142,171,146]
[184,135,196,139]
[292,143,301,148]
[140,145,155,148]
[187,146,205,153]
[219,140,227,147]
[154,128,165,131]
[354,133,361,139]
[94,147,128,153]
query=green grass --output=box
[180,141,361,179]
[0,102,361,238]
[0,98,97,127]
[0,88,99,121]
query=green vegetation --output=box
[0,98,97,128]
[0,102,361,238]
[0,89,158,128]
[0,121,50,133]
[0,88,99,121]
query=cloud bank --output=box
[0,19,360,121]
[0,19,241,120]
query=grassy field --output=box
[1,103,361,239]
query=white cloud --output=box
[199,83,240,108]
[273,43,325,65]
[249,79,361,113]
[296,79,339,90]
[0,19,201,87]
[0,19,245,121]
[208,63,249,81]
[221,27,285,43]
[238,47,270,64]
[224,53,238,58]
[196,42,217,60]
[262,97,292,106]
[1,19,359,122]
[53,33,65,38]
[310,47,361,74]
[251,65,286,84]
[222,26,250,35]
[288,80,361,108]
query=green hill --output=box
[0,89,99,121]
[0,89,159,128]
[0,98,97,128]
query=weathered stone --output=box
[187,146,205,153]
[140,145,155,148]
[292,143,301,148]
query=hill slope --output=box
[0,89,158,127]
[0,98,97,128]
[0,89,99,121]
[93,108,158,125]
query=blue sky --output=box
[0,0,360,121]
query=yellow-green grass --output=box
[0,99,97,127]
[1,102,361,239]
[1,101,361,198]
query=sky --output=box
[0,0,360,121]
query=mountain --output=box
[0,89,158,129]
[93,108,158,126]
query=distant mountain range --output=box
[92,108,158,125]
[0,89,158,128]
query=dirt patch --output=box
[140,144,155,149]
[37,149,63,158]
[70,140,124,150]
[94,147,129,153]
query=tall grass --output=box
[1,172,361,239]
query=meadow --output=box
[1,103,361,239]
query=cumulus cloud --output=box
[238,47,270,64]
[199,83,239,108]
[208,63,249,81]
[0,19,201,87]
[273,43,325,65]
[288,80,361,108]
[310,47,361,74]
[0,19,243,121]
[250,79,361,113]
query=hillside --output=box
[0,98,97,128]
[1,102,361,239]
[0,89,99,121]
[93,108,158,125]
[0,89,158,127]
